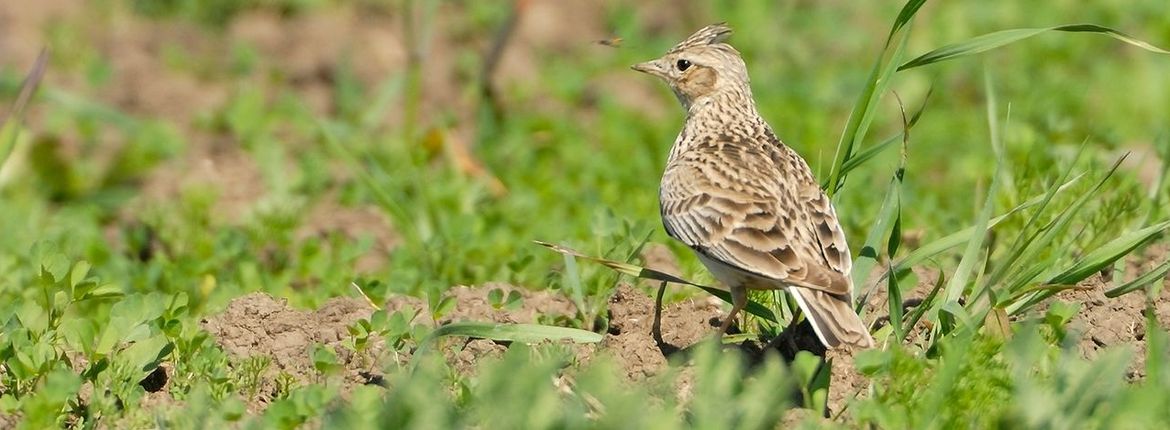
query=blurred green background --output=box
[2,0,1166,312]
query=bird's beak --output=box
[631,59,667,78]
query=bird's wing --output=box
[660,142,851,296]
[798,182,853,285]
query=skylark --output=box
[632,23,874,349]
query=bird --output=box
[631,23,874,349]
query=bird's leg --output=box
[716,285,747,341]
[652,281,667,345]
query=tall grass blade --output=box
[561,254,588,320]
[943,172,996,304]
[837,88,931,177]
[0,49,48,168]
[825,0,922,196]
[1005,219,1170,314]
[901,269,943,342]
[934,73,1005,331]
[943,103,1002,306]
[886,262,904,342]
[857,89,914,318]
[852,178,901,297]
[319,121,420,247]
[980,143,1085,291]
[889,174,1083,273]
[899,24,1170,71]
[423,321,603,344]
[997,155,1126,299]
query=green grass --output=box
[2,0,1170,428]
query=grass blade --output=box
[899,24,1170,71]
[423,321,603,344]
[825,0,922,196]
[944,75,1001,307]
[837,88,932,177]
[998,155,1120,296]
[889,173,1083,272]
[535,241,778,323]
[852,177,902,297]
[0,49,48,168]
[856,89,914,309]
[1045,220,1170,286]
[1105,258,1170,298]
[980,142,1086,291]
[901,269,944,342]
[413,321,604,366]
[886,262,904,342]
[944,167,996,304]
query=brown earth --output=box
[194,279,733,413]
[13,229,1166,425]
[28,244,1170,423]
[1052,244,1170,380]
[200,292,384,412]
[603,283,725,380]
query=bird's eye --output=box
[676,59,692,71]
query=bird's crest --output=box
[668,23,732,53]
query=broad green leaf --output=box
[312,344,343,375]
[792,351,830,413]
[899,24,1170,71]
[20,368,81,429]
[118,335,173,374]
[67,260,91,290]
[80,283,124,301]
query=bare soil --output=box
[201,292,383,412]
[195,243,1170,418]
[1053,244,1170,380]
[603,283,724,380]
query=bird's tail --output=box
[790,287,874,349]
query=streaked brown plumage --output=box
[632,23,874,349]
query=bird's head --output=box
[632,23,751,110]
